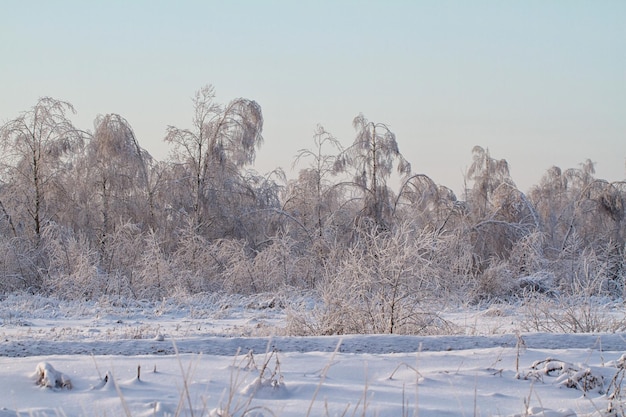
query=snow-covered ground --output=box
[1,293,626,416]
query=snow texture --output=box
[1,294,626,416]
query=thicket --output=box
[1,86,624,334]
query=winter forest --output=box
[1,85,625,336]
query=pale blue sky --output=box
[1,1,624,193]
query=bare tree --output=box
[85,114,154,256]
[599,181,626,247]
[289,125,344,237]
[527,161,626,297]
[466,145,515,219]
[164,85,263,234]
[393,174,463,233]
[463,146,544,280]
[339,114,411,230]
[0,97,83,244]
[0,98,83,289]
[529,166,570,254]
[554,162,609,252]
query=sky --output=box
[1,0,624,194]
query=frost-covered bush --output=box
[517,271,556,295]
[426,229,475,302]
[0,236,40,292]
[216,235,315,295]
[132,230,174,300]
[470,261,517,302]
[508,232,547,277]
[552,242,624,298]
[520,294,626,333]
[289,223,455,335]
[170,223,223,294]
[42,223,105,299]
[523,358,605,393]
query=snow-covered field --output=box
[1,293,626,417]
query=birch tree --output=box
[0,97,83,244]
[289,125,344,238]
[164,85,263,235]
[340,114,411,230]
[86,113,154,252]
[466,145,515,219]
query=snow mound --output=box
[511,407,576,417]
[523,358,605,393]
[240,375,287,399]
[32,362,72,389]
[136,401,177,417]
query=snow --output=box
[1,293,625,416]
[33,361,73,390]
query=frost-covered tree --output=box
[525,161,626,297]
[288,125,344,238]
[236,169,287,247]
[530,161,615,254]
[339,114,411,230]
[86,114,154,253]
[394,174,462,233]
[0,97,83,244]
[463,146,540,276]
[0,98,83,289]
[164,85,263,236]
[529,166,570,253]
[466,146,514,219]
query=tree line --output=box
[1,86,624,323]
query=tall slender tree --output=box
[86,114,154,256]
[164,85,263,234]
[466,146,515,219]
[340,114,411,230]
[290,125,344,237]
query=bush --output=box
[287,223,456,335]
